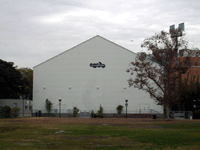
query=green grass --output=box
[0,120,200,150]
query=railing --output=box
[9,109,192,119]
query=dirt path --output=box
[1,117,200,124]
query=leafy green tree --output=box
[18,68,33,100]
[0,59,22,99]
[73,107,79,117]
[45,99,53,115]
[11,107,21,118]
[91,110,95,118]
[98,105,103,116]
[174,73,200,111]
[116,105,124,115]
[127,30,199,120]
[1,106,11,118]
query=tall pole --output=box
[59,99,62,118]
[125,100,128,119]
[168,23,184,117]
[23,99,24,117]
[126,105,127,119]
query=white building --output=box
[0,99,33,117]
[33,35,163,114]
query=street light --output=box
[125,100,128,119]
[169,23,184,63]
[59,99,62,118]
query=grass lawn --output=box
[0,118,200,150]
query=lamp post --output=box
[125,100,128,119]
[59,99,62,118]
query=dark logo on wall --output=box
[90,62,105,68]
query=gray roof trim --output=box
[33,35,136,68]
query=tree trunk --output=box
[166,105,170,120]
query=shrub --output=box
[116,105,124,115]
[45,99,53,114]
[73,107,79,117]
[91,110,94,118]
[97,105,103,117]
[12,107,21,118]
[1,106,11,118]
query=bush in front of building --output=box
[116,105,124,115]
[45,99,53,116]
[93,105,103,118]
[91,110,95,118]
[0,106,11,118]
[98,105,103,115]
[73,107,79,117]
[11,107,21,118]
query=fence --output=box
[31,109,194,119]
[0,110,32,118]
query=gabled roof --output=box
[34,35,136,68]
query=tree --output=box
[11,107,21,118]
[0,59,22,99]
[176,73,200,112]
[98,105,103,116]
[1,106,11,118]
[18,68,33,100]
[73,107,79,117]
[126,30,199,120]
[116,105,124,115]
[45,99,53,115]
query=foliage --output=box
[45,99,53,114]
[1,106,11,118]
[0,60,33,99]
[127,30,199,119]
[97,105,103,116]
[116,105,124,115]
[0,59,22,99]
[11,107,21,118]
[90,110,94,118]
[18,68,33,100]
[73,106,79,117]
[172,73,200,112]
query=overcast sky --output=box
[1,0,200,69]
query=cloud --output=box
[0,0,200,68]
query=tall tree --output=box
[0,59,22,99]
[126,30,199,119]
[18,68,33,100]
[176,73,200,112]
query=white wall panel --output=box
[33,36,163,113]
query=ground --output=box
[6,117,200,124]
[1,117,200,150]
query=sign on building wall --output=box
[90,62,105,68]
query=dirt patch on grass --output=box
[61,135,109,140]
[15,142,32,146]
[1,117,200,125]
[110,124,165,128]
[0,127,20,133]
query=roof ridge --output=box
[33,35,136,68]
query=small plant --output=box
[97,105,103,118]
[73,107,79,117]
[91,110,94,118]
[116,105,124,115]
[45,99,53,116]
[11,107,21,118]
[1,106,11,118]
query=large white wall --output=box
[33,35,163,113]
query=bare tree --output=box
[127,30,199,120]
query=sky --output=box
[1,0,200,69]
